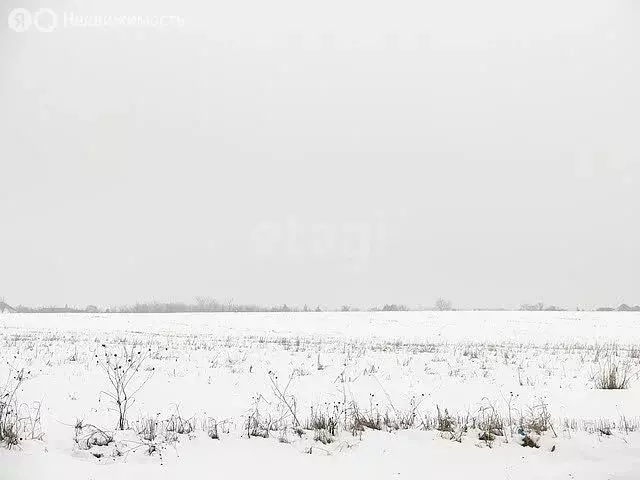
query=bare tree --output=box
[0,299,16,313]
[435,298,453,311]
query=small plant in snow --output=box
[245,394,285,438]
[267,371,301,427]
[96,344,155,430]
[166,407,196,435]
[74,423,114,450]
[594,355,634,389]
[135,414,160,442]
[306,404,339,443]
[350,395,383,434]
[313,427,334,444]
[435,405,455,433]
[521,400,556,437]
[476,399,505,446]
[0,366,43,448]
[205,418,219,440]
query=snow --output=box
[2,311,640,479]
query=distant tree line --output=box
[596,304,640,312]
[111,299,414,314]
[9,304,87,313]
[2,297,452,314]
[519,303,566,312]
[519,302,640,312]
[3,296,639,314]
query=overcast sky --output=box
[1,0,638,309]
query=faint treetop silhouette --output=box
[435,298,453,311]
[0,299,16,313]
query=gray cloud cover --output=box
[1,0,638,308]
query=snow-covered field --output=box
[2,312,640,479]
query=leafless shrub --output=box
[476,399,505,445]
[135,415,160,442]
[0,368,24,447]
[435,405,456,433]
[245,394,285,438]
[313,428,334,444]
[597,422,612,436]
[278,427,292,444]
[200,417,222,440]
[267,371,301,427]
[521,400,556,437]
[96,344,155,430]
[619,415,640,433]
[306,405,338,435]
[165,408,196,435]
[594,355,634,389]
[562,416,640,435]
[350,399,383,433]
[68,345,79,362]
[1,367,43,448]
[243,370,307,440]
[462,346,479,360]
[376,391,426,431]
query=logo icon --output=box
[7,8,58,32]
[8,8,32,32]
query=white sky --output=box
[1,0,639,308]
